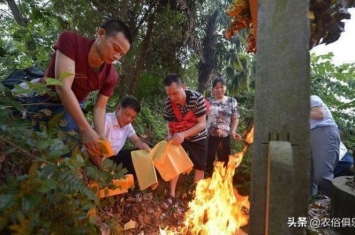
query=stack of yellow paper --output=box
[131,150,158,190]
[86,139,114,158]
[89,174,134,198]
[150,140,193,181]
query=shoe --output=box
[161,194,175,209]
[188,183,197,198]
[126,188,143,203]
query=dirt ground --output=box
[308,196,341,235]
[97,174,249,235]
[97,173,345,235]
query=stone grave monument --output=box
[249,0,311,234]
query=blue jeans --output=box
[25,94,86,157]
[25,95,85,132]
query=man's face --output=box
[165,82,186,105]
[97,30,131,64]
[116,107,137,127]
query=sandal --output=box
[125,189,143,203]
[188,183,197,199]
[161,194,175,209]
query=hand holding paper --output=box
[85,139,115,167]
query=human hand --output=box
[170,132,185,145]
[82,127,100,152]
[89,153,103,168]
[141,143,151,152]
[99,135,107,141]
[231,131,242,141]
[165,134,172,141]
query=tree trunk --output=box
[130,14,155,95]
[197,10,219,93]
[6,0,28,27]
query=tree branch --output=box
[5,0,28,27]
[0,135,35,159]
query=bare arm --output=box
[230,116,241,140]
[54,50,100,151]
[310,106,325,120]
[129,134,151,151]
[170,114,206,145]
[166,123,173,140]
[93,93,109,139]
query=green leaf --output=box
[59,72,73,80]
[0,97,24,112]
[75,154,85,167]
[45,78,63,86]
[12,84,33,97]
[0,194,16,213]
[0,83,5,92]
[48,139,69,158]
[22,193,42,211]
[38,178,57,193]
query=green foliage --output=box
[132,103,167,146]
[135,73,166,104]
[0,85,128,234]
[0,4,60,74]
[0,157,100,235]
[233,147,252,196]
[310,52,355,150]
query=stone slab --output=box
[250,0,311,234]
[331,176,355,235]
[266,141,294,234]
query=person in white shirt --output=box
[334,141,354,177]
[89,97,151,181]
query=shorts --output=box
[181,138,208,171]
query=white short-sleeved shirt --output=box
[206,96,239,137]
[339,142,347,161]
[105,112,135,155]
[310,95,337,130]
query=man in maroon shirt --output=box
[26,19,132,155]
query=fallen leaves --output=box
[97,182,189,235]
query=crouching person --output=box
[88,96,151,183]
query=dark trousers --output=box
[206,135,231,174]
[110,149,137,182]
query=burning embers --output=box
[160,152,250,235]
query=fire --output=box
[184,155,250,234]
[244,126,254,146]
[161,126,254,235]
[161,152,250,235]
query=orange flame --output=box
[161,152,250,235]
[184,155,249,234]
[243,125,254,146]
[160,125,254,234]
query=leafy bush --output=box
[0,82,127,234]
[310,52,355,150]
[132,102,167,146]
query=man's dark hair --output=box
[100,19,133,45]
[212,77,227,88]
[163,74,183,86]
[119,96,141,113]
